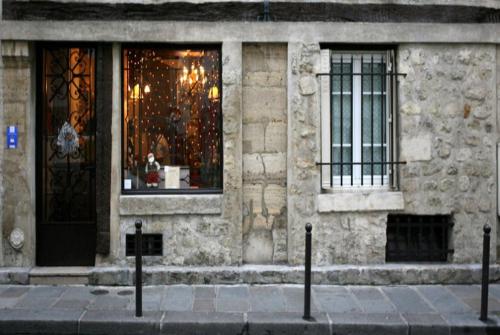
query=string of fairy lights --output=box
[123,48,221,188]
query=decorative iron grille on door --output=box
[37,46,97,266]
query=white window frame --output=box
[320,49,396,190]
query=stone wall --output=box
[242,44,288,264]
[0,41,35,266]
[398,44,497,263]
[287,43,498,265]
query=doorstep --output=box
[1,264,500,286]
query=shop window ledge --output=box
[318,191,404,213]
[119,194,222,215]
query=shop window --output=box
[319,48,404,189]
[122,45,222,193]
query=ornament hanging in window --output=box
[56,121,79,155]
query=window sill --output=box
[318,191,404,213]
[119,194,223,216]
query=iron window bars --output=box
[318,49,406,189]
[386,214,454,262]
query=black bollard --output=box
[480,224,491,321]
[303,223,312,321]
[135,219,143,317]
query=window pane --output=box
[331,63,352,92]
[333,147,352,177]
[332,95,352,145]
[362,95,383,144]
[362,147,386,175]
[123,47,222,191]
[362,61,385,92]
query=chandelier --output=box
[179,64,207,95]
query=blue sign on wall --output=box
[7,126,17,149]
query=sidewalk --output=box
[0,284,500,334]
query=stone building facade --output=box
[1,0,500,283]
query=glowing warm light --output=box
[144,84,151,94]
[208,85,219,101]
[130,83,140,100]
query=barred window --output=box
[320,48,401,189]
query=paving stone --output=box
[401,313,450,335]
[15,296,59,309]
[446,285,481,300]
[282,286,318,313]
[0,286,29,298]
[88,295,131,310]
[137,287,165,311]
[80,310,162,335]
[52,299,91,310]
[21,286,67,299]
[313,286,362,313]
[217,286,249,300]
[417,285,472,314]
[194,286,215,299]
[0,308,83,335]
[382,286,435,314]
[249,286,286,312]
[193,299,215,312]
[216,298,249,313]
[461,297,500,313]
[350,287,396,313]
[0,298,21,309]
[328,313,407,335]
[161,311,245,335]
[59,286,96,301]
[442,313,500,335]
[161,286,193,311]
[488,284,500,300]
[248,312,330,335]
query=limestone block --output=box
[243,229,273,264]
[243,184,263,214]
[243,153,264,180]
[318,192,404,213]
[243,87,286,123]
[3,68,30,102]
[119,195,222,215]
[244,71,285,88]
[400,102,421,115]
[243,44,287,73]
[264,121,287,153]
[299,75,317,95]
[400,135,432,162]
[263,184,286,215]
[1,41,29,58]
[261,153,287,180]
[243,123,265,153]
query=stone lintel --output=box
[119,194,223,215]
[318,191,404,213]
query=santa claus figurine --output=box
[145,153,161,188]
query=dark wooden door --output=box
[36,46,97,266]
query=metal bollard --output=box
[480,224,491,321]
[135,219,143,317]
[303,223,312,321]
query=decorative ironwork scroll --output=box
[41,47,96,223]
